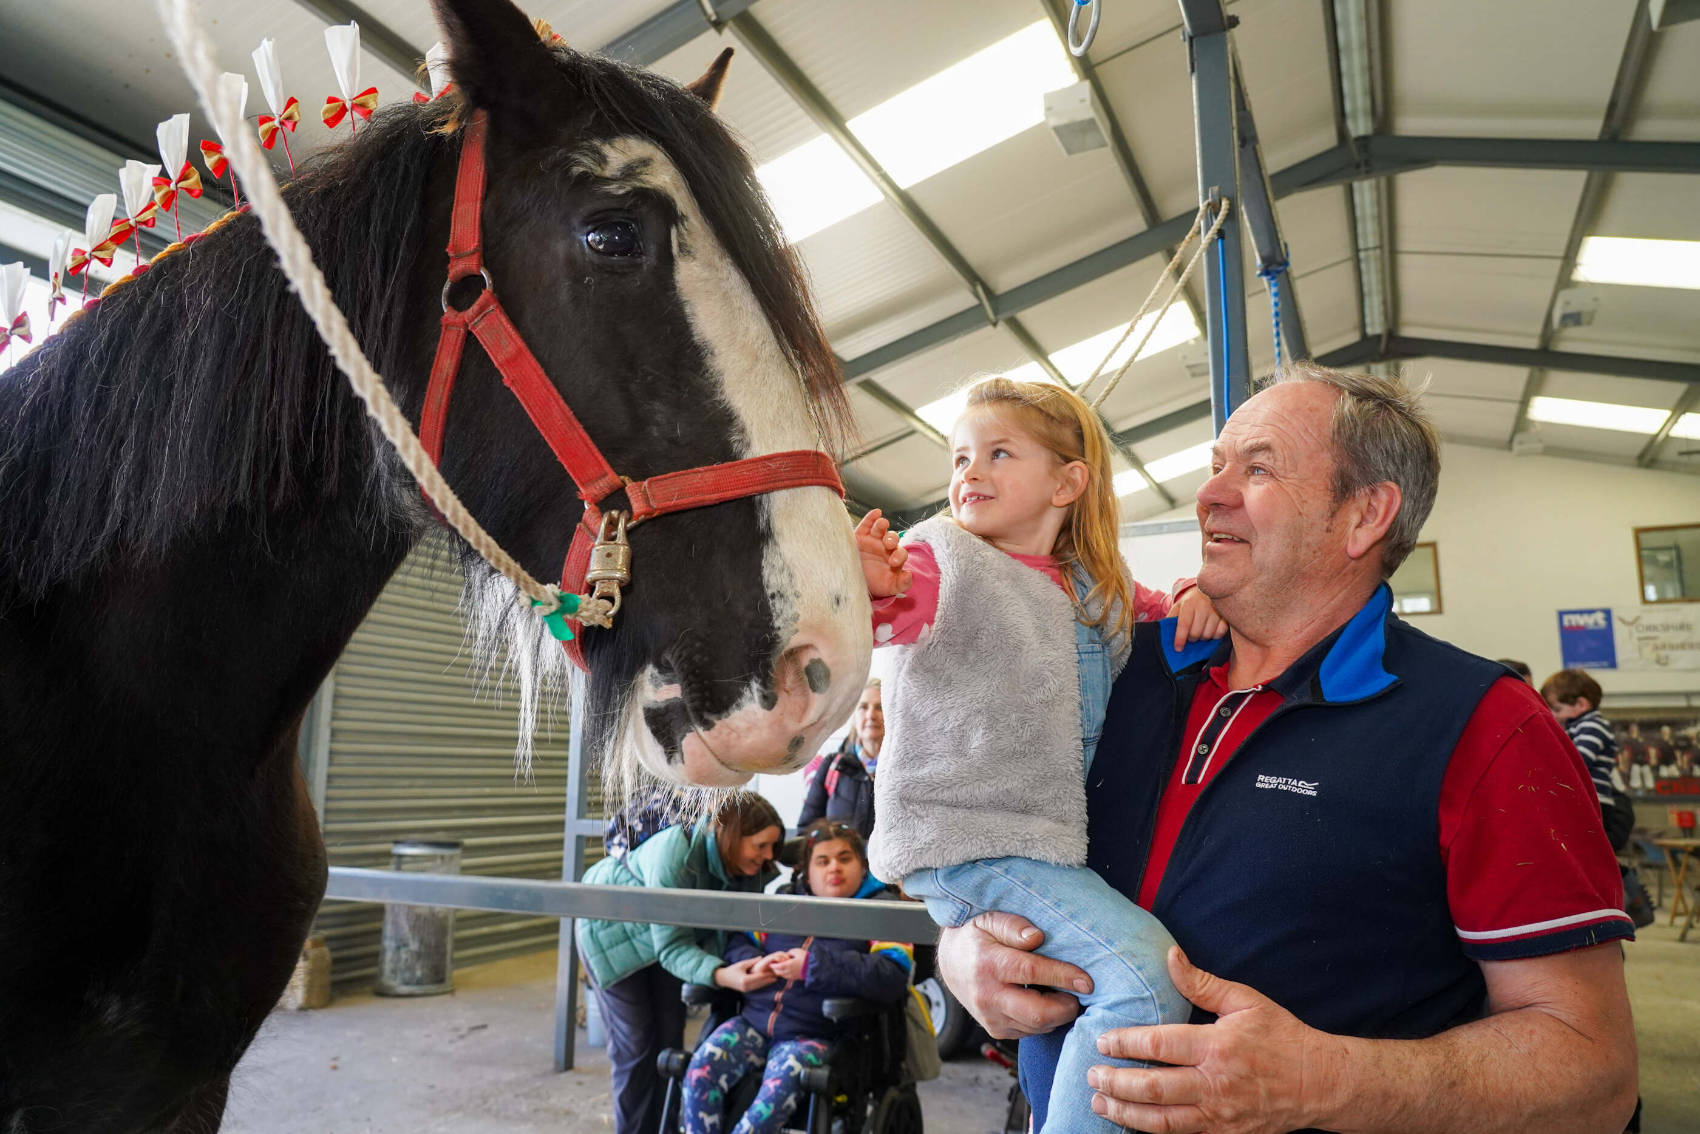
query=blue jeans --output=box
[905,857,1190,1134]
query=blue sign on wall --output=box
[1558,608,1617,669]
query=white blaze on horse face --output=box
[590,138,872,786]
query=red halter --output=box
[419,110,845,671]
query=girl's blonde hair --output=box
[956,376,1132,636]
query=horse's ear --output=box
[685,47,734,111]
[431,0,561,125]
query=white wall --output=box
[1416,443,1700,698]
[1121,442,1700,700]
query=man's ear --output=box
[1053,460,1091,508]
[686,47,735,110]
[431,0,563,128]
[1343,481,1403,563]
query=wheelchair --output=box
[655,981,925,1134]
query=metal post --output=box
[553,685,593,1072]
[1231,51,1309,365]
[1181,2,1251,433]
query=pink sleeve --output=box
[870,542,940,647]
[1130,576,1195,623]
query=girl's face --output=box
[949,410,1086,556]
[807,837,866,898]
[729,826,782,876]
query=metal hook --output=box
[1068,0,1101,58]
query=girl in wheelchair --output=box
[681,823,912,1134]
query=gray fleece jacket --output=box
[867,517,1131,882]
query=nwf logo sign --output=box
[1557,608,1616,669]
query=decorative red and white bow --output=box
[152,161,203,214]
[0,313,30,351]
[69,220,133,276]
[259,96,301,149]
[199,139,229,181]
[322,87,377,129]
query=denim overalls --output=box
[1072,568,1114,774]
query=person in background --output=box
[1542,668,1633,851]
[797,678,884,839]
[681,823,912,1134]
[1496,657,1533,685]
[577,794,785,1134]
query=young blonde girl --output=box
[856,376,1223,1134]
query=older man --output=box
[939,365,1637,1134]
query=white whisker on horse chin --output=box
[456,556,732,821]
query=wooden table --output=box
[1652,837,1700,942]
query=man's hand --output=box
[1170,586,1228,651]
[766,948,808,982]
[714,957,778,994]
[935,911,1092,1040]
[1089,947,1341,1134]
[854,509,912,598]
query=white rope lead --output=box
[1077,198,1233,412]
[153,0,566,615]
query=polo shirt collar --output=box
[1157,583,1399,704]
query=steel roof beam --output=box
[1277,135,1700,192]
[1507,1,1659,447]
[1179,0,1252,432]
[842,128,1700,386]
[1641,386,1700,466]
[1315,334,1700,386]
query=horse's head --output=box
[424,0,870,789]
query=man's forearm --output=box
[1314,1003,1636,1134]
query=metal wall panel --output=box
[313,541,598,989]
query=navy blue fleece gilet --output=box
[1086,585,1509,1040]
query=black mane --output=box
[0,47,849,599]
[0,105,450,598]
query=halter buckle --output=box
[585,510,632,617]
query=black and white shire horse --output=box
[0,1,871,1128]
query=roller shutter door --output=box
[312,541,601,989]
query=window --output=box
[1635,525,1700,604]
[1390,542,1442,616]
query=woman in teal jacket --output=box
[578,793,784,1134]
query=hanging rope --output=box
[154,0,570,617]
[1257,247,1291,371]
[1076,198,1233,411]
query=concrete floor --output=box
[223,923,1698,1134]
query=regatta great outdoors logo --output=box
[1255,774,1319,797]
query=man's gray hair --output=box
[1265,362,1440,577]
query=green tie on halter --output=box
[532,592,582,641]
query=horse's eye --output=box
[585,220,642,258]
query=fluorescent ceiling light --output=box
[757,21,1076,242]
[1113,440,1214,498]
[1572,236,1700,291]
[1668,413,1700,441]
[1527,395,1670,434]
[1009,307,1200,387]
[911,308,1202,435]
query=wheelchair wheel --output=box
[868,1083,923,1134]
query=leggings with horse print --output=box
[682,1017,832,1134]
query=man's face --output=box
[1194,382,1354,616]
[853,685,883,750]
